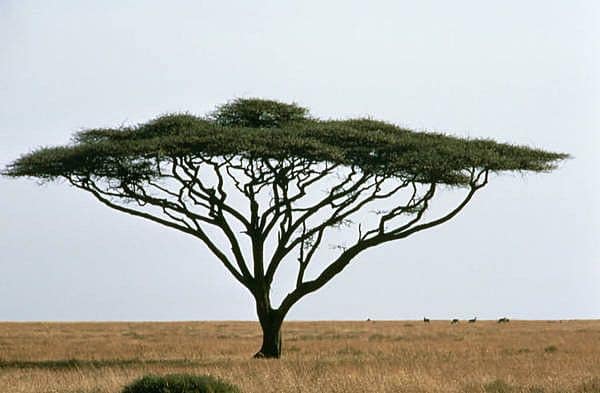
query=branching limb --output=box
[386,169,489,240]
[277,169,490,315]
[67,175,250,287]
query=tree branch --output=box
[277,169,490,314]
[67,176,251,288]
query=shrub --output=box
[121,374,241,393]
[544,345,558,353]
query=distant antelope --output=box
[451,319,459,324]
[498,317,510,323]
[423,317,430,323]
[468,317,477,323]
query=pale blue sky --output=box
[0,0,598,321]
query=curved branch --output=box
[265,169,373,283]
[277,170,490,314]
[388,169,489,239]
[67,176,251,288]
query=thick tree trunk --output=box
[254,309,283,359]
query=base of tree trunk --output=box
[253,337,282,359]
[254,316,283,359]
[253,350,280,359]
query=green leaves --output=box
[211,97,309,128]
[3,98,569,185]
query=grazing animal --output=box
[469,317,477,323]
[451,319,459,324]
[423,317,430,323]
[498,317,510,323]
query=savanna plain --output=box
[0,320,599,393]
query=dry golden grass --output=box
[0,320,599,393]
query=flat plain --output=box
[0,320,599,393]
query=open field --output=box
[0,320,599,393]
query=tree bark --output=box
[254,308,283,359]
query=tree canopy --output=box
[4,98,565,184]
[3,98,568,358]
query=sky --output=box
[0,0,598,321]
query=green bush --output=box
[121,374,241,393]
[544,345,558,353]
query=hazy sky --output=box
[1,0,598,321]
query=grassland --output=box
[0,320,598,393]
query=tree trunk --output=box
[254,310,283,359]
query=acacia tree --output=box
[4,99,567,358]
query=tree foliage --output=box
[5,99,565,183]
[4,98,568,358]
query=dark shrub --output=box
[544,345,558,353]
[121,374,241,393]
